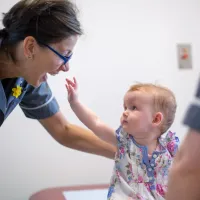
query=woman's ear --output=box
[23,36,37,59]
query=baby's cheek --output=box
[120,116,123,124]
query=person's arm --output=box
[166,79,200,200]
[66,78,117,146]
[39,111,116,159]
[166,129,200,200]
[20,81,116,159]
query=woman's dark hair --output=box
[0,0,83,48]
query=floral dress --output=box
[107,126,179,200]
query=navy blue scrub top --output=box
[0,77,59,126]
[184,77,200,131]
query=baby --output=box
[66,78,179,200]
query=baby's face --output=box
[120,90,155,138]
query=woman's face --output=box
[22,35,78,87]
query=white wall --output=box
[0,0,200,199]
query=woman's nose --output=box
[60,63,69,72]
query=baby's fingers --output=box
[66,78,75,87]
[65,84,71,94]
[73,77,78,89]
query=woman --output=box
[0,0,116,158]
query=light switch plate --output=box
[177,43,192,69]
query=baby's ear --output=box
[152,112,163,126]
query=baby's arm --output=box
[66,78,117,146]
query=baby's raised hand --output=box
[65,77,78,104]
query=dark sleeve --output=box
[183,78,200,131]
[19,82,59,119]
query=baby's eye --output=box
[131,106,137,110]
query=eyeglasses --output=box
[40,42,72,65]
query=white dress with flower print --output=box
[107,126,179,200]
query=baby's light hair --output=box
[128,83,177,133]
